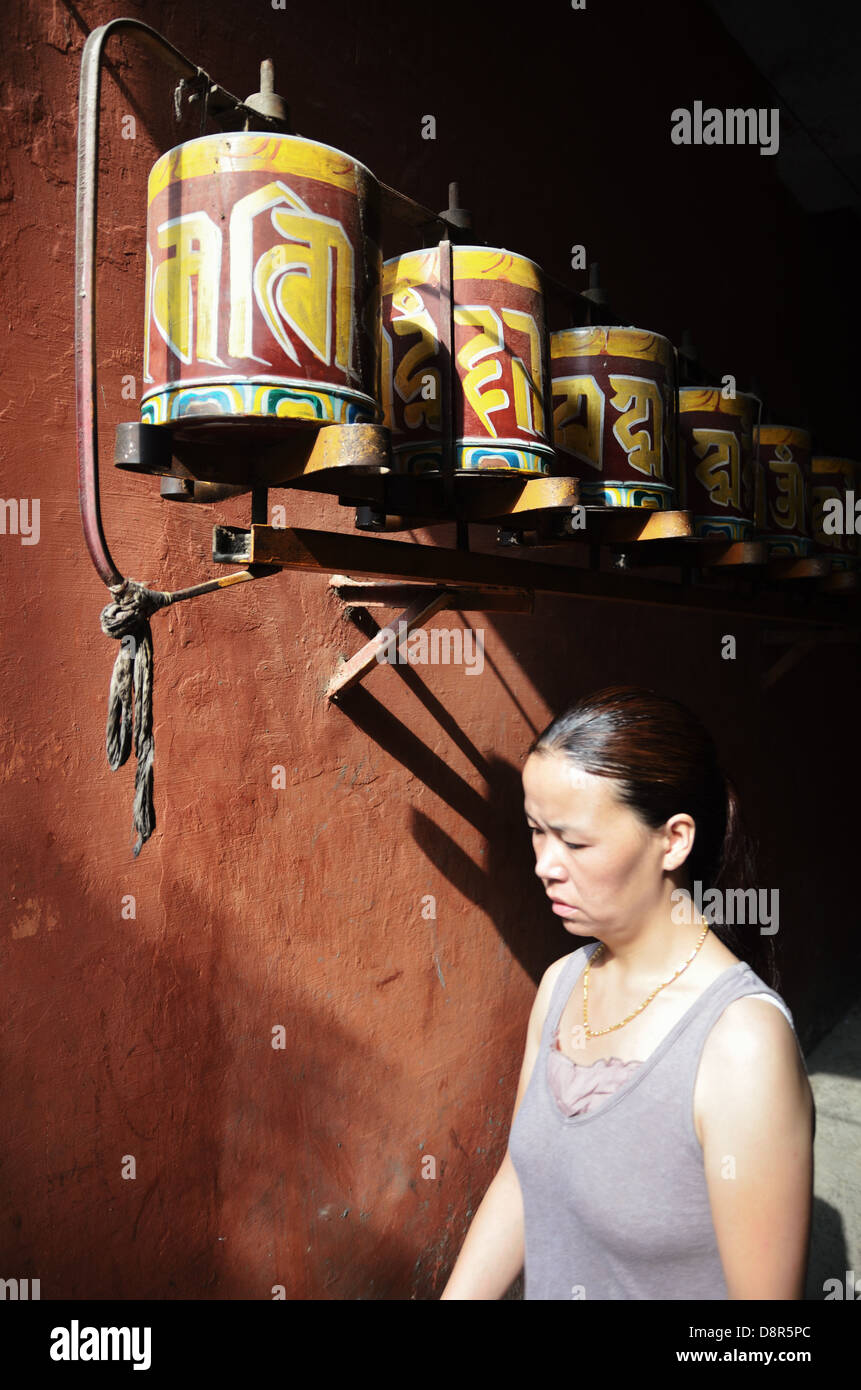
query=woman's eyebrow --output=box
[524,814,582,833]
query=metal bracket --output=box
[325,578,532,700]
[760,625,860,690]
[326,587,451,701]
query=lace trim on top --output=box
[547,1023,643,1117]
[546,988,791,1117]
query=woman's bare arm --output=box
[699,997,815,1299]
[437,1150,525,1300]
[439,956,570,1300]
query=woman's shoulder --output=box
[524,948,588,1049]
[707,987,796,1056]
[532,944,595,1017]
[539,943,593,992]
[699,937,795,1047]
[699,972,807,1098]
[696,991,813,1150]
[693,967,812,1147]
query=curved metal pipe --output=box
[74,19,240,587]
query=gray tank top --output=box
[508,941,806,1300]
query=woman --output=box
[441,685,814,1300]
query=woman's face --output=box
[522,751,687,939]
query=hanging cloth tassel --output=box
[99,578,172,857]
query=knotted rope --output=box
[99,578,173,857]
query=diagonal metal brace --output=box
[760,626,860,690]
[326,576,533,698]
[326,588,454,700]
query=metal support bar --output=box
[601,537,766,568]
[760,624,859,690]
[328,576,533,612]
[438,238,456,500]
[212,523,861,627]
[761,640,818,690]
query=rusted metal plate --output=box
[114,421,177,476]
[699,540,768,567]
[767,554,831,579]
[819,570,859,594]
[385,473,578,521]
[469,475,579,520]
[160,477,252,503]
[535,507,691,545]
[590,507,691,542]
[297,424,392,475]
[115,420,392,487]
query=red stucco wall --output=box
[1,0,858,1299]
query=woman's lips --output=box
[549,898,578,914]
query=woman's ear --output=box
[661,813,696,872]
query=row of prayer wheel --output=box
[140,131,857,562]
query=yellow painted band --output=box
[678,388,758,418]
[759,425,811,449]
[383,250,439,295]
[551,326,673,368]
[383,247,541,294]
[148,133,372,202]
[812,456,857,479]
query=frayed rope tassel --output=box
[99,578,172,857]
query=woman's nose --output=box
[535,839,565,878]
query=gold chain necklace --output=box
[582,923,710,1038]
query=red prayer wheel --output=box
[381,245,553,475]
[811,456,858,569]
[550,326,677,508]
[678,389,759,538]
[756,425,813,556]
[141,133,381,437]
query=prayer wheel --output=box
[678,388,759,538]
[756,425,813,556]
[381,245,553,475]
[811,456,858,570]
[141,133,381,434]
[753,451,767,534]
[549,326,677,507]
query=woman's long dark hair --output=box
[526,684,779,991]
